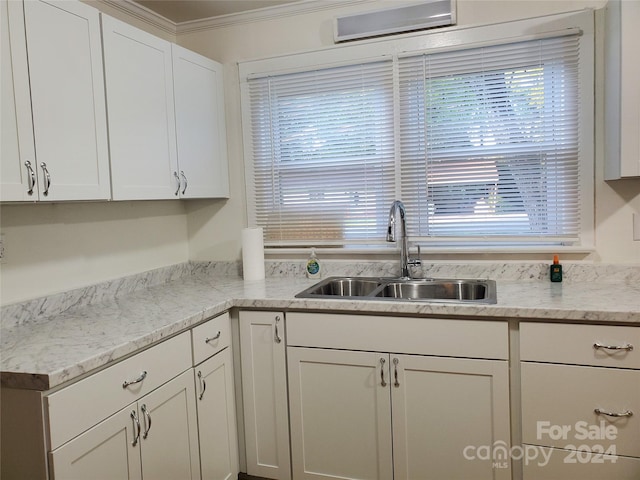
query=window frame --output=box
[239,10,595,253]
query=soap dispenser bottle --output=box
[306,248,321,279]
[550,255,562,282]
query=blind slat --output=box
[248,35,583,245]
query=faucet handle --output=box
[408,244,422,267]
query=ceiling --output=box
[133,0,300,23]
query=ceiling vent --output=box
[334,0,456,43]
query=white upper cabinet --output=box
[1,0,110,201]
[103,16,230,200]
[605,0,640,179]
[3,2,228,203]
[173,45,229,199]
[102,15,179,200]
[1,0,36,201]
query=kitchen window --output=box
[241,11,594,251]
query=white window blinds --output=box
[247,60,395,245]
[246,32,586,248]
[399,35,581,243]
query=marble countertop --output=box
[2,272,639,391]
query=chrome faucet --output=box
[386,200,421,279]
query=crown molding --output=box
[175,0,373,35]
[98,0,177,34]
[97,0,374,37]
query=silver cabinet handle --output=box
[595,408,633,418]
[122,371,147,389]
[130,410,141,446]
[205,331,221,344]
[24,161,36,195]
[274,315,282,344]
[594,342,634,351]
[180,171,187,195]
[197,370,207,401]
[40,162,50,196]
[393,358,400,387]
[141,404,152,439]
[173,171,180,196]
[380,358,387,387]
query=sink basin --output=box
[303,277,383,297]
[375,280,492,301]
[296,276,497,304]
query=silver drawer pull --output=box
[25,161,36,195]
[40,162,51,196]
[393,357,400,387]
[594,408,633,418]
[130,410,141,446]
[205,331,221,343]
[197,370,207,400]
[180,171,188,195]
[173,171,181,196]
[274,315,282,344]
[141,404,152,439]
[593,342,634,352]
[122,370,147,389]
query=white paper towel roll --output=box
[242,227,265,281]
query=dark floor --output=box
[238,473,273,480]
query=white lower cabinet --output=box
[194,347,239,480]
[1,313,239,480]
[239,310,291,480]
[49,403,142,480]
[521,446,640,480]
[392,354,510,480]
[520,322,640,479]
[49,369,200,480]
[287,348,393,480]
[137,370,200,480]
[286,312,511,480]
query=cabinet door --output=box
[521,362,640,457]
[23,0,110,201]
[620,0,640,176]
[605,0,640,178]
[522,445,640,480]
[138,370,200,480]
[392,355,511,480]
[172,45,229,199]
[1,0,37,201]
[49,404,143,480]
[239,311,291,480]
[102,15,178,200]
[195,348,239,480]
[288,347,393,480]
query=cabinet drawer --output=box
[522,446,640,479]
[47,331,191,450]
[521,362,640,457]
[287,313,508,360]
[192,312,231,365]
[520,322,639,368]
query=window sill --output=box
[265,245,596,257]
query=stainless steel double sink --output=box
[296,276,497,304]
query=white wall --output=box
[179,0,640,264]
[2,0,639,305]
[0,4,185,306]
[0,202,189,304]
